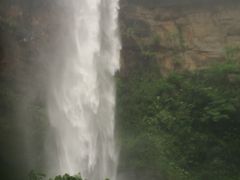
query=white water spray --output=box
[47,0,120,179]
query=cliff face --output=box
[0,1,62,178]
[120,0,240,75]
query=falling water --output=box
[47,0,120,180]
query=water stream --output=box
[47,1,120,179]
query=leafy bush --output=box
[28,171,83,180]
[28,170,111,180]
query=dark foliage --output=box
[116,61,240,180]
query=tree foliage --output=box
[28,171,83,180]
[116,61,240,180]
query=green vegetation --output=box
[28,171,83,180]
[116,60,240,180]
[28,171,111,180]
[224,45,240,62]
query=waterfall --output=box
[47,0,120,179]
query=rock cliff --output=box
[120,0,240,75]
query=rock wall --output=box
[120,0,240,75]
[0,1,62,178]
